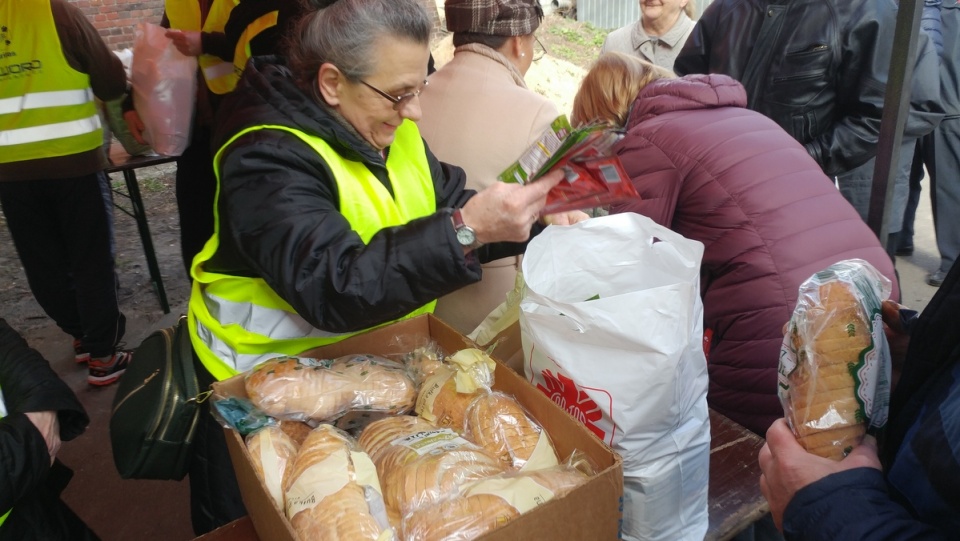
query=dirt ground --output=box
[0,13,606,340]
[0,160,189,338]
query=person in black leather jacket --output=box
[0,318,95,540]
[675,0,943,177]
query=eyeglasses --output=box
[360,79,429,110]
[533,36,548,62]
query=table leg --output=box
[122,169,170,314]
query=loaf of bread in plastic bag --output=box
[282,425,390,540]
[464,391,559,470]
[779,259,892,460]
[357,415,506,519]
[401,467,589,541]
[246,425,300,510]
[245,354,416,422]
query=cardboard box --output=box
[212,314,623,541]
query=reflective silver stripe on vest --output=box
[203,290,344,340]
[199,289,347,371]
[194,316,289,372]
[0,114,101,146]
[0,387,6,418]
[203,61,235,81]
[0,88,94,115]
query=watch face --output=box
[456,226,476,246]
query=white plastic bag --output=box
[130,23,197,156]
[520,213,711,541]
[104,48,154,157]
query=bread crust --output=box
[785,281,871,459]
[283,425,387,540]
[246,425,300,510]
[358,415,506,518]
[464,392,559,470]
[245,355,416,422]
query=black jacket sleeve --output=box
[805,1,910,175]
[0,319,88,515]
[673,1,718,76]
[783,468,948,540]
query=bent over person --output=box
[0,0,131,386]
[184,0,583,533]
[571,53,899,437]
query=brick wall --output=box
[69,0,165,50]
[71,0,442,51]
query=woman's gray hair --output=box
[288,0,432,95]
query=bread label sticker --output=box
[296,356,333,369]
[463,476,557,514]
[519,432,560,471]
[777,328,798,391]
[414,371,452,423]
[285,448,350,517]
[390,428,470,455]
[258,430,285,509]
[855,311,890,428]
[351,451,384,495]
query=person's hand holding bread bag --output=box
[777,259,893,460]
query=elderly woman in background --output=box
[184,0,576,533]
[599,0,695,71]
[571,52,899,438]
[418,0,562,339]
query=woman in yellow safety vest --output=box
[183,0,583,534]
[0,318,92,540]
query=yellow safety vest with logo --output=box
[189,120,437,381]
[165,0,238,95]
[225,10,278,93]
[0,1,102,163]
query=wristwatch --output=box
[451,208,482,250]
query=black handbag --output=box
[109,316,210,480]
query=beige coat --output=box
[418,45,560,335]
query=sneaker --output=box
[72,339,90,364]
[926,270,947,287]
[88,351,132,386]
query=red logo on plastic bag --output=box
[537,369,606,440]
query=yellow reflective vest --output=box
[165,0,238,95]
[225,10,278,93]
[0,1,102,163]
[189,120,437,381]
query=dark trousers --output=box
[900,135,935,250]
[189,351,247,535]
[0,173,124,357]
[175,126,217,275]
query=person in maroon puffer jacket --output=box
[571,52,899,436]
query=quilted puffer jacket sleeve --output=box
[608,133,685,227]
